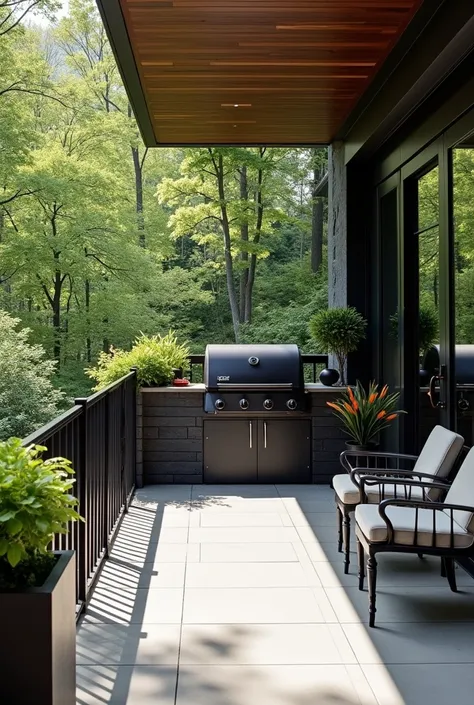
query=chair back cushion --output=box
[413,425,464,479]
[445,446,474,531]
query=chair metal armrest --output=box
[350,467,450,486]
[340,449,418,475]
[358,476,448,504]
[376,497,474,546]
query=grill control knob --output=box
[263,398,274,410]
[215,399,226,411]
[286,399,298,410]
[239,398,249,410]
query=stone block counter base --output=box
[138,384,346,486]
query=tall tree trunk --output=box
[214,152,241,341]
[239,166,249,323]
[131,145,146,248]
[129,104,148,248]
[244,150,265,324]
[85,278,91,363]
[311,153,324,273]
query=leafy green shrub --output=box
[0,438,82,591]
[88,331,190,389]
[309,307,367,384]
[0,311,64,441]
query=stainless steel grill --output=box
[203,343,307,414]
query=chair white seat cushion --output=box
[333,473,427,506]
[355,504,474,549]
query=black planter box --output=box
[0,550,76,705]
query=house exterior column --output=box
[327,141,347,309]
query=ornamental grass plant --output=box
[327,381,405,447]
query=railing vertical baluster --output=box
[103,392,110,557]
[74,397,89,608]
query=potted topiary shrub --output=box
[309,307,367,385]
[88,331,190,389]
[0,438,82,705]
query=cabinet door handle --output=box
[264,421,267,449]
[249,421,253,449]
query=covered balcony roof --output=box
[97,0,424,147]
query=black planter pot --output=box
[0,550,76,705]
[345,441,379,452]
[319,368,340,386]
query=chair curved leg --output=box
[357,538,365,590]
[444,557,458,592]
[342,512,351,574]
[367,554,378,627]
[440,557,446,578]
[337,505,343,553]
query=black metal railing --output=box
[185,353,329,383]
[22,370,137,618]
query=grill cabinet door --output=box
[204,419,258,483]
[257,420,311,483]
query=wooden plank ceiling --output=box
[118,0,423,145]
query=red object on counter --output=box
[173,377,190,386]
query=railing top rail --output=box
[81,370,137,408]
[22,405,83,446]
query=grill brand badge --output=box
[217,375,230,381]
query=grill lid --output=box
[204,344,303,391]
[423,344,474,384]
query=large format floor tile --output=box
[363,664,474,705]
[180,623,357,664]
[77,665,177,705]
[343,621,474,664]
[325,585,474,623]
[185,561,321,588]
[199,541,298,562]
[77,624,181,666]
[188,526,300,543]
[176,665,377,705]
[182,587,336,623]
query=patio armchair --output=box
[355,446,474,626]
[332,426,464,573]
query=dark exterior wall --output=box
[139,390,205,485]
[139,387,346,485]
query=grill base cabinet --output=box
[204,419,311,483]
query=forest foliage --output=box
[0,0,328,425]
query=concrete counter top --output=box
[141,383,343,393]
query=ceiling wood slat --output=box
[117,0,423,145]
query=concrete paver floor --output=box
[76,484,474,705]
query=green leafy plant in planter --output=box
[327,381,405,449]
[309,307,367,384]
[0,438,82,704]
[88,331,190,389]
[0,438,82,591]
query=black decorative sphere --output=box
[319,368,340,386]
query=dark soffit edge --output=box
[96,0,158,147]
[340,0,474,163]
[335,0,447,142]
